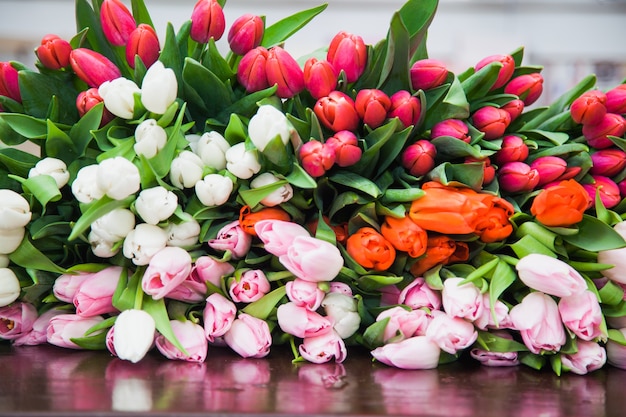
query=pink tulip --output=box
[46,314,105,349]
[266,46,304,99]
[53,272,92,303]
[208,220,252,259]
[561,340,606,375]
[190,0,225,43]
[397,277,442,311]
[69,48,121,88]
[0,62,21,103]
[228,14,264,56]
[410,58,448,91]
[73,266,123,317]
[0,302,37,340]
[254,219,310,257]
[508,292,566,354]
[470,331,519,367]
[426,311,478,354]
[430,118,470,142]
[388,90,421,129]
[228,269,270,303]
[474,54,515,90]
[355,89,391,128]
[142,246,193,300]
[500,99,525,122]
[376,306,431,342]
[494,135,529,165]
[237,46,269,93]
[325,130,362,167]
[516,253,587,297]
[474,294,511,330]
[13,308,65,346]
[76,88,114,125]
[36,34,72,70]
[465,156,495,185]
[299,329,347,364]
[472,105,511,140]
[125,24,160,69]
[504,73,544,106]
[156,320,208,362]
[329,282,353,296]
[583,113,626,149]
[570,90,607,126]
[286,278,326,311]
[203,293,236,342]
[371,336,440,369]
[605,84,626,114]
[401,140,436,177]
[326,31,367,83]
[607,328,626,370]
[314,91,360,132]
[277,302,333,338]
[598,222,626,284]
[590,149,626,177]
[223,313,272,358]
[441,277,484,321]
[278,235,344,282]
[497,161,540,193]
[530,156,567,186]
[558,290,606,341]
[583,175,621,209]
[299,140,336,178]
[100,0,137,46]
[167,256,234,302]
[303,58,337,100]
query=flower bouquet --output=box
[2,0,626,375]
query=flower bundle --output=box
[2,0,626,375]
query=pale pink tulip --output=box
[286,278,326,311]
[597,221,626,285]
[203,293,236,342]
[279,236,343,282]
[442,277,484,321]
[46,314,104,349]
[509,292,566,354]
[376,306,431,343]
[516,253,587,297]
[156,320,208,363]
[606,328,626,370]
[228,269,270,303]
[426,311,478,354]
[208,220,252,259]
[73,266,123,317]
[277,302,333,338]
[558,290,606,341]
[53,273,91,303]
[397,277,441,310]
[13,308,66,346]
[299,329,347,364]
[561,340,606,375]
[224,313,271,358]
[474,294,512,330]
[0,302,38,341]
[142,246,192,300]
[371,336,441,369]
[254,219,310,257]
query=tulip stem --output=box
[134,280,144,310]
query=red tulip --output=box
[494,135,529,165]
[70,48,121,88]
[474,54,515,90]
[504,73,544,106]
[237,47,269,93]
[583,175,621,209]
[530,156,568,187]
[314,91,360,132]
[0,62,21,103]
[228,14,264,56]
[605,84,626,115]
[325,131,362,167]
[266,46,304,99]
[303,58,337,100]
[36,34,72,70]
[388,90,421,129]
[498,162,540,193]
[100,0,137,46]
[590,149,626,177]
[430,119,470,143]
[76,88,114,125]
[583,113,626,149]
[299,140,336,177]
[472,106,510,140]
[125,24,160,69]
[410,58,448,91]
[402,140,436,177]
[190,0,226,43]
[355,89,391,128]
[327,31,367,83]
[501,99,524,122]
[570,90,607,126]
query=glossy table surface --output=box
[1,342,624,417]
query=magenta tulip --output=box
[472,105,510,140]
[388,90,421,128]
[266,46,305,99]
[303,58,337,100]
[504,73,544,106]
[430,118,470,142]
[70,48,121,88]
[402,140,436,177]
[474,54,515,90]
[100,0,137,46]
[190,0,225,43]
[326,31,367,83]
[410,58,448,91]
[237,46,269,93]
[228,14,264,55]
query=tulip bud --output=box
[314,91,360,132]
[134,119,167,158]
[196,131,230,169]
[501,99,525,122]
[225,142,261,179]
[570,90,607,126]
[0,190,31,230]
[71,165,105,204]
[0,268,20,307]
[0,62,21,103]
[530,156,567,186]
[35,34,72,70]
[474,54,516,90]
[70,48,121,88]
[504,73,544,106]
[321,292,360,339]
[76,88,114,125]
[402,140,436,177]
[195,174,234,207]
[299,140,336,178]
[228,14,264,56]
[90,208,135,243]
[494,135,529,165]
[471,106,510,140]
[498,161,540,193]
[430,118,470,143]
[583,113,626,150]
[28,157,70,189]
[327,31,367,83]
[141,61,178,115]
[98,77,140,119]
[113,309,156,363]
[248,105,293,152]
[135,186,178,225]
[164,212,200,248]
[100,0,137,46]
[388,90,421,128]
[97,156,141,200]
[265,46,304,99]
[250,172,294,207]
[190,0,225,43]
[0,228,25,255]
[237,47,269,93]
[123,223,168,266]
[355,89,391,128]
[590,149,626,177]
[465,156,495,185]
[410,58,448,91]
[583,175,621,209]
[325,130,362,167]
[126,24,160,69]
[606,84,626,115]
[303,58,337,100]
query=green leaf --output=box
[431,136,484,159]
[20,175,62,208]
[131,0,154,26]
[378,10,411,94]
[45,120,76,164]
[461,61,501,101]
[0,148,39,177]
[560,215,626,252]
[112,268,135,312]
[201,38,235,82]
[356,274,404,292]
[18,71,79,124]
[608,329,626,346]
[329,171,382,199]
[261,4,328,48]
[242,286,287,320]
[362,317,390,349]
[68,195,135,241]
[69,103,103,157]
[475,331,528,353]
[509,234,556,259]
[160,22,185,95]
[183,58,234,121]
[142,294,188,355]
[396,0,438,59]
[71,329,108,350]
[9,237,66,274]
[286,163,317,189]
[422,76,470,130]
[239,180,289,208]
[216,85,278,124]
[598,280,625,306]
[0,113,48,139]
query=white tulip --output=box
[0,255,8,268]
[141,61,178,115]
[71,165,105,204]
[225,142,261,179]
[165,213,201,247]
[0,227,25,254]
[248,105,292,152]
[195,174,233,207]
[196,131,231,170]
[28,157,70,189]
[0,190,31,230]
[321,292,361,339]
[113,309,156,363]
[90,208,136,242]
[134,119,167,158]
[97,157,141,200]
[0,268,21,307]
[184,134,202,153]
[123,223,168,265]
[98,77,140,119]
[170,151,204,189]
[88,232,119,258]
[134,186,178,225]
[250,172,294,207]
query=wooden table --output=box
[1,342,624,416]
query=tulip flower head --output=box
[474,54,515,90]
[36,34,72,70]
[126,24,160,69]
[190,0,226,43]
[228,14,264,56]
[327,31,367,83]
[504,73,544,106]
[303,58,338,100]
[100,0,137,46]
[0,62,22,103]
[410,58,448,91]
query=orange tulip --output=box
[381,216,428,258]
[530,179,591,227]
[239,205,291,236]
[409,235,469,277]
[346,227,396,271]
[472,194,515,243]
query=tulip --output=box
[141,246,192,300]
[325,130,362,167]
[598,222,626,284]
[279,235,344,282]
[224,313,272,358]
[504,73,544,106]
[229,269,270,303]
[70,48,121,88]
[376,306,430,342]
[516,253,587,297]
[90,208,135,243]
[98,77,140,119]
[474,294,511,330]
[176,256,234,298]
[97,156,140,200]
[164,213,201,248]
[126,24,160,69]
[76,87,113,124]
[155,320,208,362]
[46,314,105,349]
[472,105,511,140]
[355,89,391,128]
[100,0,136,46]
[228,14,264,55]
[326,31,366,83]
[13,308,66,346]
[509,292,566,354]
[590,149,626,177]
[35,34,72,70]
[195,173,234,206]
[497,161,539,193]
[606,328,626,369]
[190,0,226,43]
[426,311,478,354]
[430,118,470,142]
[474,54,515,90]
[494,135,529,165]
[254,219,310,257]
[380,215,428,258]
[73,266,123,317]
[371,336,440,369]
[134,118,167,158]
[570,90,607,126]
[605,84,626,114]
[141,61,178,115]
[401,139,436,177]
[299,140,336,178]
[321,292,361,339]
[470,330,519,367]
[299,330,347,364]
[208,220,252,260]
[346,227,396,271]
[237,47,269,93]
[0,302,37,340]
[53,273,91,303]
[0,62,21,103]
[388,90,421,129]
[277,302,333,338]
[314,91,360,132]
[88,233,118,258]
[530,179,590,227]
[410,58,448,91]
[123,223,168,266]
[583,175,621,209]
[266,46,305,99]
[442,277,484,321]
[250,172,294,207]
[0,190,31,230]
[134,186,178,225]
[195,131,229,170]
[0,227,24,255]
[530,156,567,186]
[559,290,605,341]
[248,105,293,152]
[111,309,155,363]
[583,113,626,149]
[203,293,236,342]
[225,142,261,179]
[465,156,495,185]
[561,340,606,375]
[303,58,337,100]
[397,277,442,311]
[170,151,204,189]
[500,99,525,122]
[0,268,20,307]
[285,278,326,311]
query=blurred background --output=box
[1,0,625,106]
